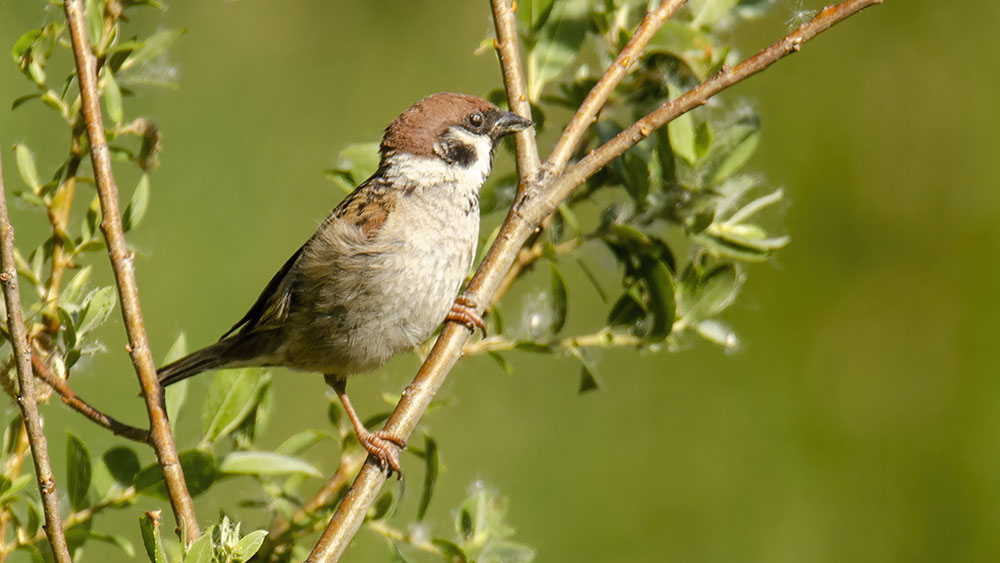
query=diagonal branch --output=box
[546,0,688,177]
[307,1,880,560]
[30,352,150,443]
[62,0,199,542]
[543,0,884,210]
[491,0,541,190]
[0,149,73,563]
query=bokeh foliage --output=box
[3,1,990,563]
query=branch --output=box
[62,0,199,541]
[0,146,73,563]
[307,1,880,559]
[30,352,150,443]
[490,0,541,189]
[546,0,687,177]
[543,0,884,210]
[22,486,137,547]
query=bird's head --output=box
[380,92,532,173]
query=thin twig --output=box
[490,0,541,191]
[23,486,137,546]
[30,351,150,443]
[0,146,73,562]
[546,0,687,177]
[366,520,444,556]
[463,328,644,356]
[62,0,199,541]
[308,1,880,560]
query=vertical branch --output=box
[62,0,200,541]
[545,0,687,176]
[0,152,73,562]
[490,0,540,189]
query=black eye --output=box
[467,112,484,128]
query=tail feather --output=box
[157,330,279,387]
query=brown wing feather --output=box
[219,174,397,340]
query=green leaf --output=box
[691,0,741,27]
[12,30,41,62]
[60,266,92,311]
[135,449,215,498]
[11,93,41,110]
[708,129,759,185]
[369,490,395,521]
[183,528,213,563]
[487,351,514,376]
[0,475,31,504]
[431,539,469,562]
[232,530,268,562]
[607,289,646,331]
[66,432,92,511]
[644,259,677,341]
[102,446,140,486]
[274,429,333,457]
[516,0,555,33]
[695,121,714,158]
[85,0,104,48]
[201,368,269,445]
[218,451,322,478]
[103,70,123,125]
[14,144,41,192]
[325,142,380,192]
[527,0,588,101]
[668,112,697,165]
[417,435,439,521]
[78,286,117,336]
[574,351,601,393]
[122,174,151,232]
[549,263,567,334]
[127,29,186,68]
[681,263,744,321]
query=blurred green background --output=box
[2,1,999,561]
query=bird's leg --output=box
[446,294,486,336]
[324,374,406,478]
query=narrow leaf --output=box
[549,263,567,334]
[201,368,269,444]
[66,432,92,511]
[122,174,150,232]
[218,451,322,478]
[233,530,268,563]
[14,144,40,191]
[417,435,439,521]
[103,70,123,125]
[78,286,117,335]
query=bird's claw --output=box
[447,295,486,336]
[359,430,407,479]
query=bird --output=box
[156,92,532,475]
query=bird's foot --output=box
[358,430,407,479]
[447,295,486,336]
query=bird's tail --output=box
[157,331,277,387]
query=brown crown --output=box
[380,92,498,160]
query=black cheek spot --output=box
[442,139,477,168]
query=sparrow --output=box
[156,92,532,475]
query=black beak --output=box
[492,110,533,138]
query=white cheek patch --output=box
[444,126,494,180]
